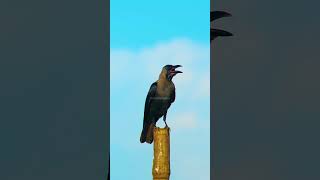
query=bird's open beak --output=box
[170,65,183,76]
[210,11,233,41]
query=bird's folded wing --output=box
[143,82,158,126]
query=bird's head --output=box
[160,65,183,81]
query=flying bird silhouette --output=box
[140,65,182,144]
[211,11,233,41]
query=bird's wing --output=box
[143,82,158,125]
[210,11,232,22]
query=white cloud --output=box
[110,37,210,100]
[171,112,197,129]
[193,72,210,99]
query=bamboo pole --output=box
[152,126,170,180]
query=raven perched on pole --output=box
[140,65,182,144]
[211,11,233,41]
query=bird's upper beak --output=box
[169,65,183,76]
[211,11,232,22]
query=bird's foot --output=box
[164,121,168,128]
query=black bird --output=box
[211,11,233,41]
[140,65,182,144]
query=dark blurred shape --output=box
[211,11,233,41]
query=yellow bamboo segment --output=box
[152,126,170,180]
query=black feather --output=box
[140,82,157,143]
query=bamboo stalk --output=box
[152,126,170,180]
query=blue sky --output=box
[111,0,209,49]
[110,0,210,179]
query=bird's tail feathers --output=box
[140,122,154,144]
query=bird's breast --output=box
[157,81,175,96]
[157,88,172,97]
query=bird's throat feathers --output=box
[157,68,175,96]
[156,78,175,97]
